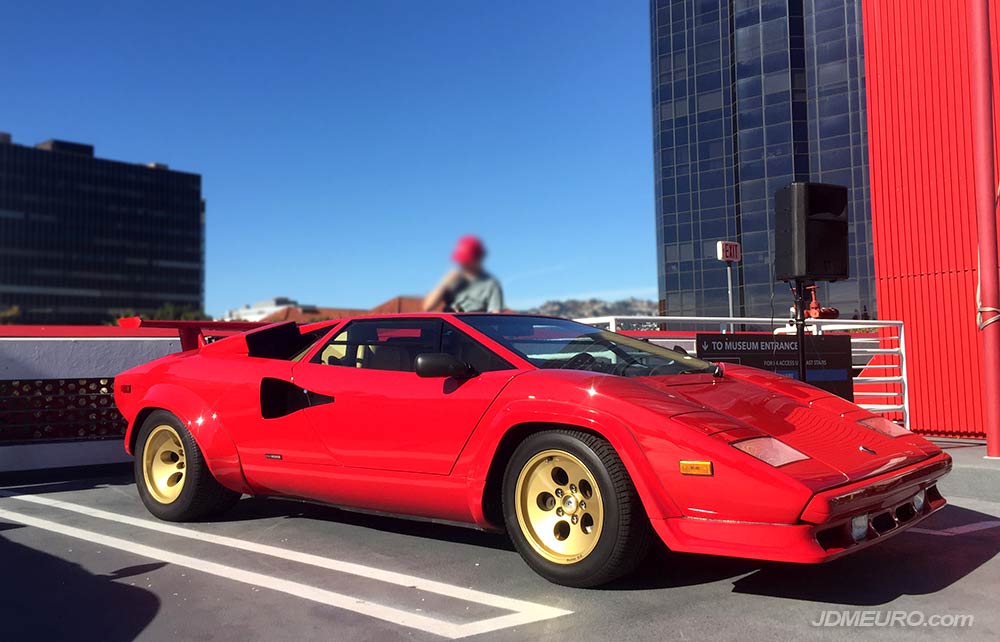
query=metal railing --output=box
[574,315,909,430]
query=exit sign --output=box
[716,240,742,262]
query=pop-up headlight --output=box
[858,416,910,438]
[732,437,809,467]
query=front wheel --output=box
[502,430,652,587]
[134,410,240,521]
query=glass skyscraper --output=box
[651,0,875,319]
[0,134,204,324]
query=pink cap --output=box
[451,235,486,266]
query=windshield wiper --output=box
[677,365,724,378]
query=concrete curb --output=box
[0,440,131,473]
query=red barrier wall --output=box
[862,0,998,438]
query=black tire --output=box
[134,410,241,521]
[502,429,652,587]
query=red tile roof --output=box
[260,296,425,323]
[368,296,427,314]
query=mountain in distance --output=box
[523,297,658,319]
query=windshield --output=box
[460,315,717,377]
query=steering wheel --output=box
[613,359,649,377]
[560,352,597,370]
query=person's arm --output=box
[486,280,504,313]
[423,269,461,311]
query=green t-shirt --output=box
[444,272,504,313]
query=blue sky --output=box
[1,1,654,315]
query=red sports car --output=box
[115,314,951,587]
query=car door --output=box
[207,354,337,496]
[292,317,518,474]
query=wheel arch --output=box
[126,384,251,495]
[477,419,680,529]
[127,406,163,455]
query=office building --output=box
[650,0,874,318]
[0,134,204,324]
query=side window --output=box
[441,324,513,373]
[312,319,441,372]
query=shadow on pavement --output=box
[0,522,160,642]
[219,495,516,551]
[730,504,1000,604]
[0,464,133,495]
[216,498,996,599]
[602,545,760,590]
[3,470,993,603]
[602,504,999,596]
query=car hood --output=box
[633,365,939,486]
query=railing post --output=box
[898,322,910,431]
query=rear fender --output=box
[128,383,251,495]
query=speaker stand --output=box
[792,279,810,384]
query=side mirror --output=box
[415,353,477,379]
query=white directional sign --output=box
[716,240,742,262]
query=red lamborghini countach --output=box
[115,314,951,587]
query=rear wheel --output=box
[502,430,652,587]
[134,410,240,521]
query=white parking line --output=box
[0,494,571,638]
[0,506,469,637]
[3,492,564,616]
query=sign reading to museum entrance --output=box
[695,333,853,401]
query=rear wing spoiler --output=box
[117,317,266,351]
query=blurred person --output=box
[423,235,504,313]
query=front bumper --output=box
[649,451,952,563]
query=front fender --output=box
[455,393,683,526]
[126,383,251,495]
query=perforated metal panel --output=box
[0,378,125,443]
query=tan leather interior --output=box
[318,327,430,372]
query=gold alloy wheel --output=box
[143,424,187,504]
[514,449,604,564]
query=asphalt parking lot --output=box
[1,468,997,642]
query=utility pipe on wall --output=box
[969,0,1000,458]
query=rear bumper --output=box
[650,451,952,563]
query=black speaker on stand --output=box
[773,182,850,384]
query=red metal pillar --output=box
[970,0,1000,457]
